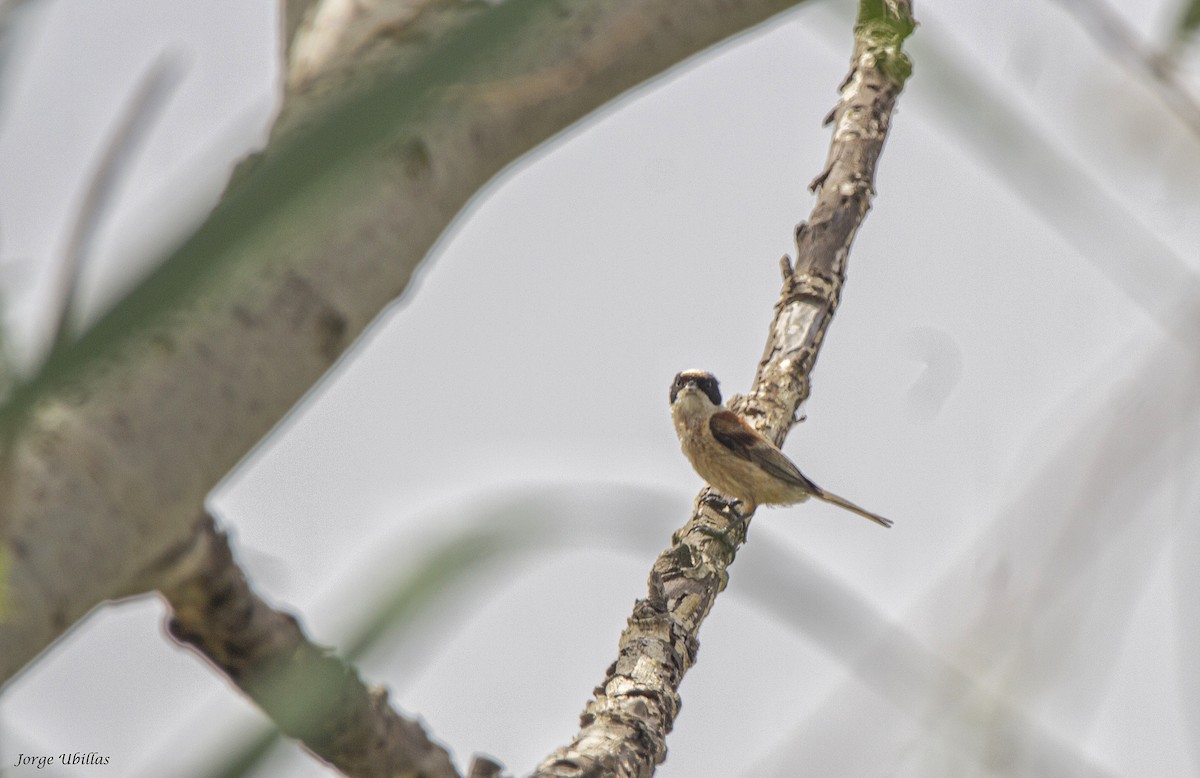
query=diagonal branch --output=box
[532,2,915,776]
[159,513,461,778]
[739,0,915,440]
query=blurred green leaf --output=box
[1174,0,1200,47]
[343,521,537,662]
[48,57,184,356]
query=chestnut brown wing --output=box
[708,411,819,491]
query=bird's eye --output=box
[696,376,721,406]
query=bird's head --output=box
[670,370,723,417]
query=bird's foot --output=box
[700,492,745,520]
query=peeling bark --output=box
[533,2,915,775]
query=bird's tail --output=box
[814,488,893,528]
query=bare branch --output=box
[160,514,461,778]
[741,0,915,439]
[532,2,915,775]
[466,755,506,778]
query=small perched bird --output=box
[669,369,892,528]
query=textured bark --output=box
[532,2,915,775]
[466,755,505,778]
[0,0,809,685]
[161,515,459,778]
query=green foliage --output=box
[855,0,916,88]
[1174,0,1200,47]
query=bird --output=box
[669,369,892,528]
